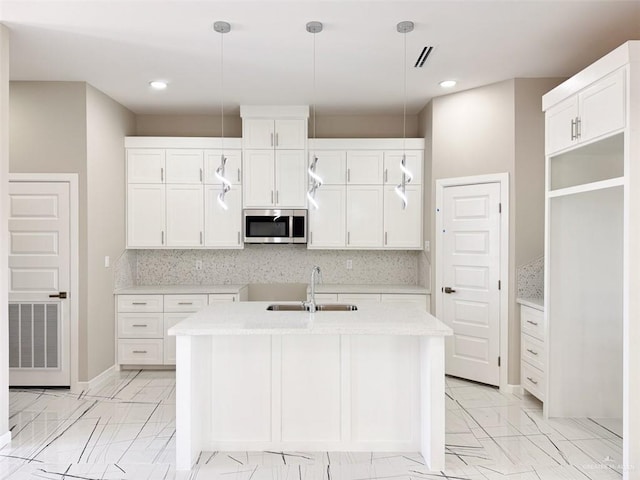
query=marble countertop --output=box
[311,284,430,295]
[169,301,452,336]
[114,284,247,295]
[517,297,544,311]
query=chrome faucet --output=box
[305,265,322,313]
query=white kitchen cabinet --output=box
[165,149,204,184]
[208,293,240,303]
[204,186,243,248]
[308,186,346,249]
[243,118,306,149]
[346,186,383,248]
[347,151,384,184]
[127,184,166,247]
[545,68,625,155]
[309,150,346,185]
[243,149,306,208]
[127,149,165,183]
[384,151,423,185]
[204,149,242,185]
[166,185,204,247]
[383,185,422,249]
[162,294,207,365]
[519,303,545,402]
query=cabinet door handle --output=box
[237,168,241,182]
[133,350,148,354]
[132,324,148,327]
[132,302,147,305]
[384,231,388,245]
[276,190,279,204]
[526,376,538,385]
[384,169,388,183]
[576,117,581,139]
[270,133,274,147]
[347,232,350,245]
[347,168,351,182]
[200,168,203,182]
[161,231,165,245]
[237,231,241,244]
[271,190,274,204]
[526,348,538,356]
[200,231,203,245]
[160,167,164,182]
[275,133,279,146]
[526,320,538,326]
[178,302,193,305]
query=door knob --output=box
[49,292,68,299]
[443,287,456,294]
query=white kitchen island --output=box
[169,301,452,471]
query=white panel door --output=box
[308,186,346,249]
[166,185,203,247]
[127,184,166,247]
[165,149,203,184]
[384,151,423,185]
[8,181,71,387]
[346,151,384,184]
[383,185,422,249]
[204,186,243,248]
[442,182,501,386]
[275,150,306,208]
[346,186,383,248]
[127,149,165,183]
[243,149,275,207]
[204,150,242,185]
[310,151,346,185]
[274,119,306,149]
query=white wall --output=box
[86,85,135,380]
[0,23,11,445]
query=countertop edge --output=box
[114,284,248,295]
[517,297,544,311]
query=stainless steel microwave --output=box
[243,209,307,244]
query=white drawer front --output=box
[164,294,208,312]
[521,305,544,340]
[522,362,545,402]
[118,295,163,313]
[208,294,238,303]
[118,313,164,338]
[118,339,163,365]
[521,334,545,372]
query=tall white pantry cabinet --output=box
[542,41,640,476]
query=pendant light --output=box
[306,21,323,210]
[213,21,231,210]
[396,21,414,209]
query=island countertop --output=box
[168,301,452,337]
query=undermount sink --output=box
[266,303,358,312]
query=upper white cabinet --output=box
[309,150,346,185]
[241,106,309,209]
[384,151,423,185]
[383,185,422,248]
[347,151,384,184]
[125,138,243,249]
[307,186,346,249]
[545,68,625,155]
[346,185,383,248]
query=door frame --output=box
[435,173,510,390]
[9,173,79,391]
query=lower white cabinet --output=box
[520,303,545,401]
[116,289,246,367]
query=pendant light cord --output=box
[220,29,225,149]
[313,30,317,141]
[402,27,406,152]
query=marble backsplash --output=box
[131,246,421,286]
[517,255,544,299]
[113,249,136,289]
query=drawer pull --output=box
[132,302,147,305]
[526,320,539,326]
[526,348,538,356]
[178,302,193,305]
[133,350,148,354]
[526,376,538,385]
[132,324,148,327]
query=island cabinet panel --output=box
[210,335,272,442]
[281,335,342,442]
[350,336,419,444]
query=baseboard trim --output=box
[0,430,11,448]
[73,365,116,393]
[503,383,524,395]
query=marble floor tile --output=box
[1,371,624,480]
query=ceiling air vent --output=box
[414,46,434,68]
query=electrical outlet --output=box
[104,256,110,268]
[195,260,203,270]
[346,259,353,270]
[424,241,430,252]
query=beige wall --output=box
[136,113,242,137]
[0,24,10,440]
[417,102,432,289]
[86,85,135,380]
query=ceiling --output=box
[1,0,639,115]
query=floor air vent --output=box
[9,303,59,369]
[414,46,434,68]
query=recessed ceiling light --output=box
[149,80,168,90]
[439,80,457,88]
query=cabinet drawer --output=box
[164,294,208,312]
[118,339,163,365]
[118,313,164,338]
[118,295,163,313]
[521,334,545,372]
[522,362,545,402]
[521,306,544,340]
[208,294,238,303]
